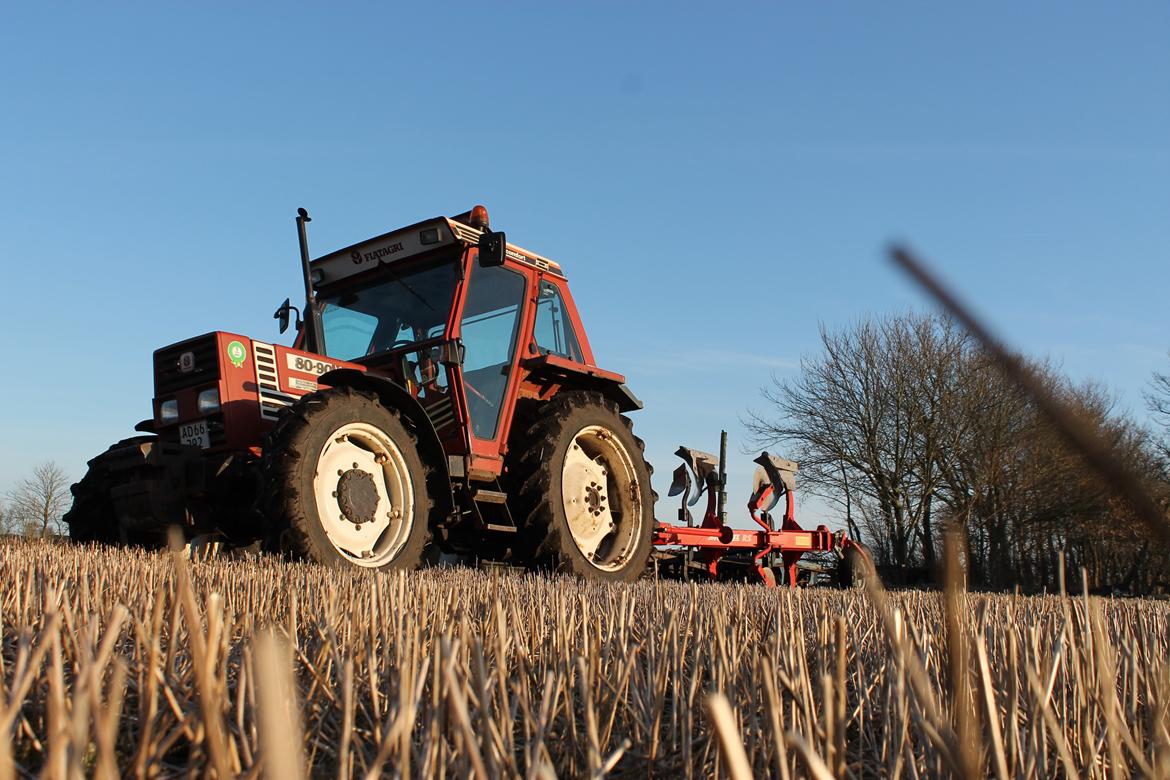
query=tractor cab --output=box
[299,205,622,483]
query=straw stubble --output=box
[0,539,1167,778]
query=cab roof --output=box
[310,213,564,289]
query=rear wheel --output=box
[63,436,156,544]
[509,392,654,582]
[262,387,434,570]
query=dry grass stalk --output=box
[255,629,306,780]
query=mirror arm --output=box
[273,298,303,335]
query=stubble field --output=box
[1,539,1167,779]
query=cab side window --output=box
[460,264,528,439]
[533,281,583,362]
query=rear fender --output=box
[521,353,643,412]
[317,369,454,515]
[555,375,643,414]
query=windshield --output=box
[318,259,458,360]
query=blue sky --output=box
[2,3,1167,529]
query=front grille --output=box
[253,341,297,421]
[155,335,220,395]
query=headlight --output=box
[159,399,179,423]
[197,388,221,415]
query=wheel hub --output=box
[336,468,379,525]
[584,483,605,515]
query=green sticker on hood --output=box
[227,340,248,368]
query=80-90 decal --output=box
[286,354,336,376]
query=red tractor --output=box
[65,206,657,581]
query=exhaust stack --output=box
[296,207,325,354]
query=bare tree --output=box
[7,462,73,538]
[1146,353,1170,462]
[748,311,1168,592]
[745,312,965,573]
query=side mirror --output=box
[273,298,302,335]
[478,230,507,268]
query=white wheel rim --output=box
[560,424,645,572]
[312,421,414,567]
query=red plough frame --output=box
[651,439,868,588]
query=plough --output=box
[651,432,871,588]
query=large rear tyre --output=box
[262,387,434,571]
[509,392,655,583]
[63,436,156,544]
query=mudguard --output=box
[521,353,643,412]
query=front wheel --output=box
[262,387,434,570]
[509,392,655,582]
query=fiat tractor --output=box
[64,206,869,586]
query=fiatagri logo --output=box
[351,241,405,265]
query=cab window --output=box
[320,307,378,360]
[533,281,583,362]
[459,265,527,439]
[317,259,458,360]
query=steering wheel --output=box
[365,339,416,357]
[464,379,494,408]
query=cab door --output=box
[451,261,533,477]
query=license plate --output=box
[179,420,210,449]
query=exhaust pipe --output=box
[296,207,326,354]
